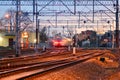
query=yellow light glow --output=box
[34,39,36,43]
[5,13,10,19]
[0,37,3,41]
[22,32,29,38]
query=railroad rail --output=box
[0,49,71,70]
[0,49,41,58]
[0,51,105,80]
[0,49,108,71]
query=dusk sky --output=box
[0,0,118,35]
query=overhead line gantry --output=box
[0,0,119,48]
[0,0,115,6]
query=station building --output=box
[0,30,36,48]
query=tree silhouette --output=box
[39,27,48,43]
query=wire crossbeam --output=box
[36,10,115,15]
[0,0,115,6]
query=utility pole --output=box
[73,34,76,55]
[112,20,114,48]
[48,26,50,36]
[33,0,35,21]
[115,0,119,48]
[93,0,94,23]
[84,20,87,38]
[33,0,39,53]
[74,0,76,15]
[15,0,21,57]
[63,26,64,35]
[97,20,99,48]
[35,0,39,53]
[78,12,80,28]
[55,12,57,27]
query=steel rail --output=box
[17,52,105,80]
[0,51,104,80]
[0,49,71,70]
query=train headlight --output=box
[53,40,58,46]
[60,41,64,46]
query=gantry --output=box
[0,0,117,34]
[0,0,119,54]
[0,0,115,6]
[0,0,117,29]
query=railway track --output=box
[0,50,105,80]
[0,49,107,71]
[0,48,103,69]
[0,49,37,58]
[0,49,72,70]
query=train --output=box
[49,36,73,47]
